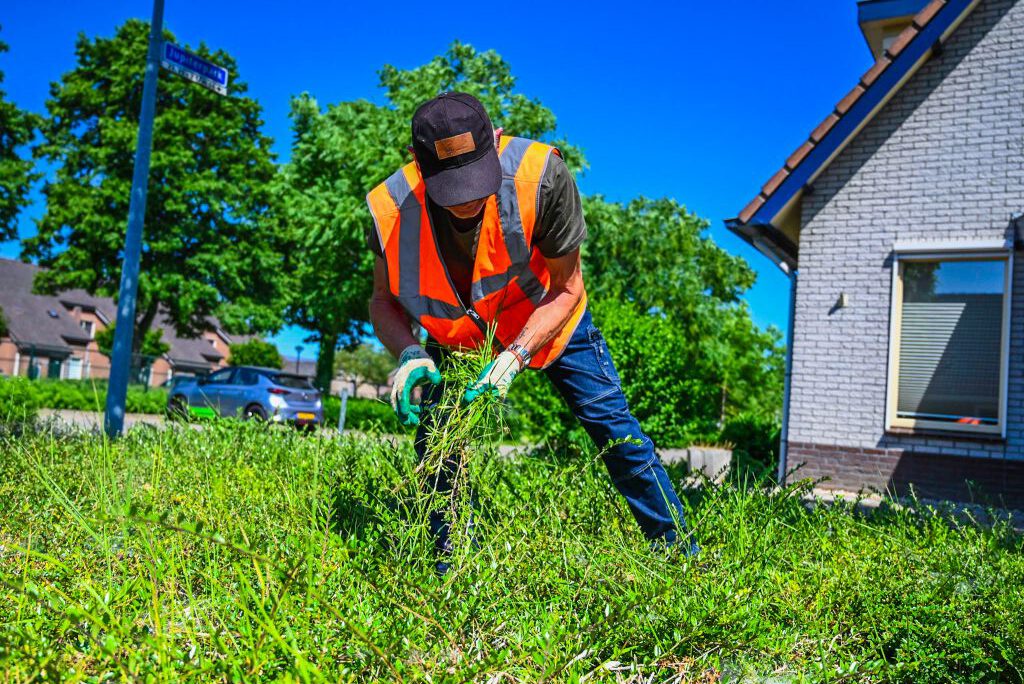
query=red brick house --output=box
[0,258,249,386]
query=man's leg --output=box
[543,309,698,554]
[413,341,465,564]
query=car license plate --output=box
[297,412,315,421]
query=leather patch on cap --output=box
[434,131,476,159]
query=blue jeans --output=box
[416,308,698,556]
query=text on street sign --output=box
[160,42,229,95]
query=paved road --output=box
[38,408,166,432]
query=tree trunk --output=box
[134,301,160,354]
[315,331,338,393]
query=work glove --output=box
[391,345,442,426]
[464,350,523,404]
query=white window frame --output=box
[885,240,1013,438]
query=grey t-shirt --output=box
[369,154,586,304]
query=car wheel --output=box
[243,404,267,421]
[168,395,188,421]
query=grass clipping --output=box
[414,340,512,556]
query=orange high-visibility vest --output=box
[366,136,587,369]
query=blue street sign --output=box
[161,42,229,95]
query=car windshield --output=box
[265,373,315,390]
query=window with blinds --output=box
[889,256,1008,434]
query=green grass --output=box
[1,418,1022,682]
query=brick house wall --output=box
[0,339,20,376]
[789,0,1024,506]
[62,306,109,380]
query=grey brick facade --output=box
[788,0,1024,502]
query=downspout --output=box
[777,270,797,484]
[750,236,797,484]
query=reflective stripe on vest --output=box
[367,136,587,368]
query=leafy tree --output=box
[24,20,287,354]
[507,197,785,447]
[95,324,170,358]
[335,343,393,398]
[275,96,403,391]
[277,41,581,390]
[0,27,39,241]
[581,196,784,422]
[0,305,8,337]
[228,339,282,369]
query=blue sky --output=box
[1,1,877,357]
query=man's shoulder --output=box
[368,163,421,212]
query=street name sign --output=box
[161,42,229,95]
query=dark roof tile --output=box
[0,258,262,367]
[0,259,88,351]
[738,195,766,224]
[885,24,920,58]
[761,168,790,197]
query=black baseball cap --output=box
[411,92,501,207]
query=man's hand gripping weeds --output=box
[463,347,526,404]
[391,344,443,426]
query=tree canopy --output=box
[228,339,283,369]
[274,40,783,444]
[509,196,785,447]
[0,27,38,241]
[274,96,403,390]
[24,20,287,352]
[335,343,393,397]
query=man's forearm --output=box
[370,295,419,359]
[511,249,585,358]
[512,280,584,358]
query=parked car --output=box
[159,374,196,391]
[167,366,323,427]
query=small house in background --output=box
[0,258,250,386]
[0,259,107,381]
[728,0,1024,507]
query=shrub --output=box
[126,386,170,414]
[0,378,168,415]
[322,395,402,433]
[719,411,781,470]
[0,376,38,425]
[505,370,583,446]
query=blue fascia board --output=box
[858,0,930,24]
[748,0,970,229]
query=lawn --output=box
[1,420,1022,682]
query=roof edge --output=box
[732,0,979,265]
[724,217,798,274]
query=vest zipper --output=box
[423,200,488,337]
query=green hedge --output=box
[322,395,403,433]
[0,377,168,416]
[0,376,38,426]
